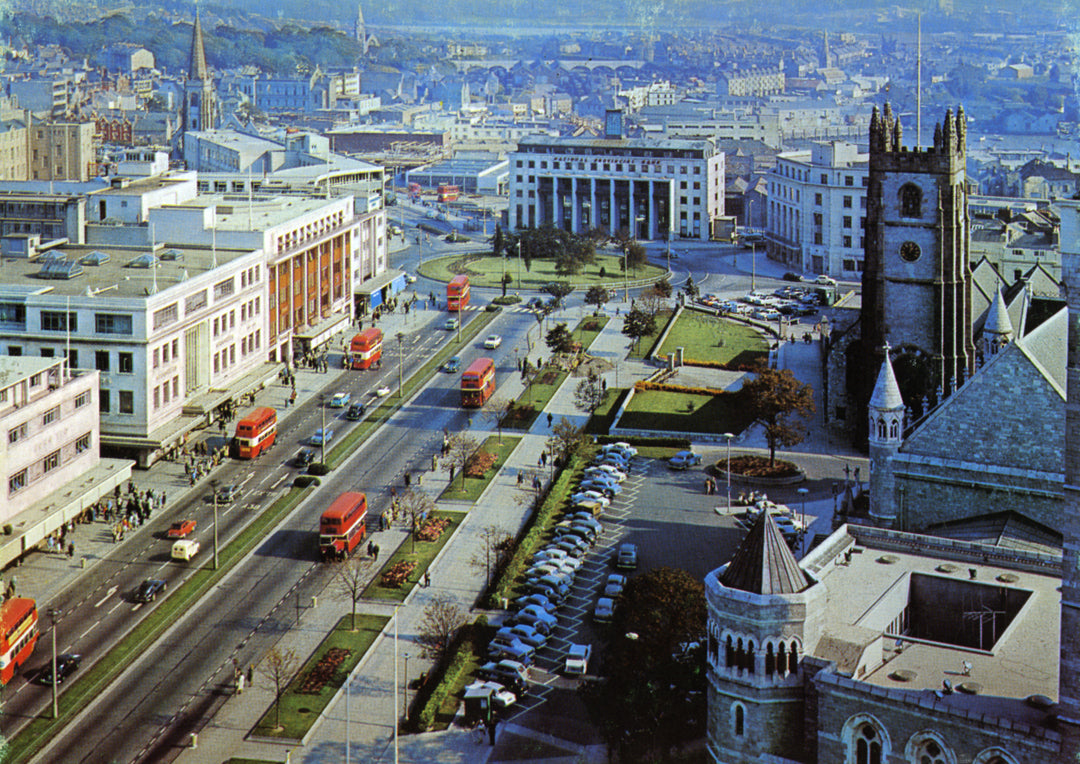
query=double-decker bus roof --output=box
[237,407,276,428]
[322,491,367,521]
[462,357,494,378]
[353,327,382,344]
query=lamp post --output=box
[396,332,405,399]
[208,477,220,570]
[403,652,411,719]
[393,606,399,764]
[722,432,734,514]
[517,240,522,289]
[797,487,810,555]
[48,607,58,718]
[345,671,352,764]
[318,394,327,465]
[751,242,757,292]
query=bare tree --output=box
[443,432,481,491]
[396,488,435,554]
[638,291,666,320]
[336,555,374,631]
[470,524,514,590]
[548,416,586,464]
[482,396,515,444]
[259,647,300,731]
[416,593,468,667]
[574,368,605,414]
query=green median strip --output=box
[6,486,314,764]
[362,510,466,603]
[252,614,387,742]
[437,435,521,503]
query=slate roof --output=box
[869,353,904,411]
[719,512,809,595]
[984,288,1014,338]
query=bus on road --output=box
[232,407,277,459]
[320,492,368,561]
[447,275,470,312]
[350,328,383,369]
[0,598,38,684]
[461,357,496,407]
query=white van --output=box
[171,539,200,561]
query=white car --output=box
[466,679,517,708]
[483,334,503,349]
[814,274,837,286]
[600,442,637,457]
[584,466,626,482]
[570,491,611,507]
[375,385,391,397]
[564,643,593,676]
[404,273,417,284]
[593,597,615,623]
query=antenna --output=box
[247,166,253,229]
[916,12,922,149]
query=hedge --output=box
[307,462,330,475]
[634,380,730,396]
[655,356,764,372]
[491,294,522,305]
[292,476,321,488]
[412,615,489,731]
[594,434,692,448]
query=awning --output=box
[293,311,352,349]
[354,269,405,296]
[370,290,383,309]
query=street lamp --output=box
[797,487,810,555]
[48,607,59,718]
[345,671,352,764]
[722,433,734,514]
[210,477,220,570]
[396,332,405,399]
[517,240,522,290]
[403,652,411,719]
[318,394,327,465]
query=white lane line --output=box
[131,603,143,612]
[107,601,123,616]
[79,621,99,640]
[94,586,118,608]
[271,475,287,489]
[156,563,169,573]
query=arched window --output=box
[889,419,899,439]
[917,740,946,764]
[972,752,1017,764]
[765,643,775,676]
[726,635,735,668]
[746,641,755,674]
[788,640,799,673]
[736,638,744,670]
[856,725,882,764]
[900,184,922,218]
[877,418,887,439]
[733,703,745,737]
[777,642,787,676]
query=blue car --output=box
[308,428,335,446]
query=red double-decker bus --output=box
[437,184,460,202]
[232,407,277,459]
[0,598,38,684]
[461,357,496,408]
[447,275,470,312]
[350,328,383,370]
[320,492,368,561]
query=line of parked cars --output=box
[698,285,825,321]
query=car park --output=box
[752,308,781,321]
[593,597,615,622]
[442,356,461,373]
[293,448,316,468]
[616,542,638,570]
[668,451,703,470]
[167,519,196,538]
[584,465,626,482]
[35,653,82,686]
[329,392,351,408]
[215,484,241,504]
[552,536,589,557]
[483,334,503,349]
[345,402,366,421]
[135,578,167,603]
[444,318,459,330]
[307,428,334,446]
[564,644,593,675]
[465,679,517,708]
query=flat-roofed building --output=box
[29,121,94,182]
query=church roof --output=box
[720,511,809,595]
[984,288,1014,337]
[190,11,210,81]
[1016,304,1066,393]
[869,353,904,411]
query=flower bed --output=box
[297,647,351,695]
[725,454,800,478]
[381,560,417,588]
[635,380,727,396]
[502,403,536,426]
[416,517,451,542]
[465,449,497,478]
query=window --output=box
[172,339,179,357]
[7,346,20,356]
[95,313,133,335]
[153,303,178,330]
[153,386,160,409]
[843,196,852,208]
[75,432,91,453]
[42,406,60,426]
[843,216,852,228]
[214,277,235,300]
[733,703,745,737]
[40,348,54,358]
[213,318,219,336]
[843,236,852,248]
[153,348,160,369]
[900,184,922,217]
[914,739,948,764]
[185,289,207,313]
[845,175,854,186]
[119,390,134,414]
[43,450,60,473]
[118,353,134,374]
[68,349,77,369]
[100,390,110,413]
[0,303,26,325]
[75,390,91,408]
[41,311,76,332]
[820,173,827,184]
[8,469,27,495]
[815,193,823,205]
[172,377,179,398]
[8,422,27,444]
[813,213,823,226]
[95,351,110,371]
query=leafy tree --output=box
[416,593,467,668]
[584,285,610,313]
[650,276,672,299]
[500,271,513,297]
[548,416,586,463]
[541,281,574,307]
[335,555,374,631]
[682,276,700,301]
[574,368,605,414]
[741,367,815,465]
[259,647,300,731]
[546,322,576,354]
[621,308,656,350]
[626,241,648,273]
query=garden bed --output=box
[363,511,467,602]
[438,436,521,503]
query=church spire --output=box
[190,9,210,81]
[982,287,1014,355]
[720,512,808,595]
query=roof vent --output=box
[876,554,900,565]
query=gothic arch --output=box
[899,183,923,218]
[971,749,1018,764]
[903,730,956,764]
[841,713,891,764]
[730,702,746,737]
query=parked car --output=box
[483,334,503,349]
[567,514,603,536]
[594,453,631,470]
[35,653,82,685]
[573,499,605,517]
[328,392,351,408]
[134,578,167,603]
[593,597,615,623]
[465,679,517,708]
[307,428,334,446]
[564,643,593,675]
[167,519,196,538]
[476,660,529,693]
[814,274,837,286]
[604,573,627,598]
[293,448,316,468]
[404,273,417,284]
[570,491,611,507]
[513,594,557,615]
[579,478,621,496]
[600,442,638,457]
[616,542,638,570]
[488,638,536,665]
[554,523,597,545]
[512,611,554,635]
[782,272,804,282]
[442,356,461,373]
[584,465,626,482]
[518,604,558,629]
[346,402,366,421]
[497,624,548,649]
[444,318,459,330]
[668,451,703,470]
[551,537,589,557]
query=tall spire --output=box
[869,345,904,412]
[190,9,209,81]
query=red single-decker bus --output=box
[461,357,496,408]
[233,407,277,458]
[447,275,470,312]
[350,328,383,370]
[320,492,368,561]
[0,598,38,684]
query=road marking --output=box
[107,602,123,615]
[79,621,99,640]
[271,475,287,489]
[94,586,118,608]
[132,603,142,612]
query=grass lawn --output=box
[658,310,769,367]
[417,252,665,290]
[363,510,467,602]
[628,309,674,359]
[252,614,387,741]
[504,367,569,430]
[620,389,754,435]
[573,315,608,347]
[584,387,627,435]
[226,759,282,764]
[438,435,521,503]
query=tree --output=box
[500,271,513,297]
[443,432,480,490]
[741,367,815,465]
[259,647,300,731]
[585,567,707,760]
[546,322,576,354]
[650,276,672,298]
[548,416,586,464]
[584,285,610,314]
[638,291,666,320]
[574,368,605,414]
[625,241,648,273]
[416,593,467,668]
[541,281,574,308]
[483,396,515,443]
[470,523,513,591]
[621,308,656,350]
[492,223,503,257]
[335,555,374,631]
[397,488,435,554]
[681,276,700,301]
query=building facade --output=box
[29,121,94,182]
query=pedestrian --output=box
[449,464,455,482]
[517,471,524,485]
[424,571,431,588]
[368,541,374,556]
[404,472,411,487]
[68,542,74,558]
[547,412,553,427]
[541,451,548,467]
[373,544,380,560]
[247,664,254,685]
[705,478,711,494]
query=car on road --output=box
[814,274,837,286]
[171,539,201,561]
[442,356,461,373]
[35,654,82,686]
[328,392,351,408]
[465,679,517,708]
[345,402,366,421]
[307,428,334,446]
[404,273,417,284]
[483,334,503,349]
[444,318,459,330]
[293,448,316,468]
[215,484,241,504]
[616,542,638,570]
[375,385,391,397]
[167,519,197,538]
[668,450,703,470]
[564,643,593,676]
[134,578,167,603]
[593,597,615,623]
[526,297,545,310]
[782,272,804,282]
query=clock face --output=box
[899,241,921,262]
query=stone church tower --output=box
[182,10,216,134]
[867,347,904,526]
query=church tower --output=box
[861,104,974,405]
[182,10,216,134]
[867,347,904,527]
[355,3,370,56]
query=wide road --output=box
[32,305,539,764]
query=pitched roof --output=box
[869,353,904,411]
[719,511,809,595]
[190,11,209,82]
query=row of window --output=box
[0,307,133,335]
[152,339,182,370]
[517,158,703,175]
[8,391,91,444]
[151,376,181,411]
[8,432,92,496]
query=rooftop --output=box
[516,134,713,153]
[170,194,349,233]
[0,355,58,387]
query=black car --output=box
[345,402,366,421]
[215,484,241,504]
[35,654,82,686]
[782,272,804,282]
[293,448,316,468]
[135,578,167,603]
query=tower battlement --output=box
[869,103,966,174]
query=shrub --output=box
[634,380,728,396]
[2,524,11,536]
[465,449,497,478]
[491,294,522,305]
[595,434,691,448]
[724,454,800,478]
[307,462,330,475]
[416,517,451,542]
[413,619,484,731]
[293,476,321,488]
